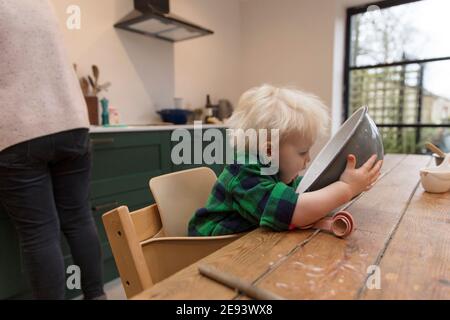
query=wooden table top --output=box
[134,154,450,300]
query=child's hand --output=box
[339,154,383,198]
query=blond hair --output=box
[226,84,329,146]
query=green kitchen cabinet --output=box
[0,127,226,299]
[170,128,227,176]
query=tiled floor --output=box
[73,278,127,300]
[104,278,127,300]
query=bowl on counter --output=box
[157,109,193,125]
[420,154,450,193]
[296,106,384,195]
[433,153,446,166]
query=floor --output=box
[103,278,127,300]
[73,278,127,300]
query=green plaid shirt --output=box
[188,155,302,236]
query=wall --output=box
[50,0,243,124]
[171,0,242,110]
[240,0,370,157]
[171,0,370,160]
[50,0,174,124]
[50,0,372,140]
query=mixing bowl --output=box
[420,154,450,193]
[296,106,384,195]
[157,109,193,125]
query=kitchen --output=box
[0,0,449,304]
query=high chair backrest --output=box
[102,205,162,297]
[149,167,217,237]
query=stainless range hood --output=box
[114,0,214,42]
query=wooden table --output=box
[134,154,450,300]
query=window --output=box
[344,0,450,154]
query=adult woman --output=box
[0,0,105,299]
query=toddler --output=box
[188,84,382,236]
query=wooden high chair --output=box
[102,167,244,299]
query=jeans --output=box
[0,128,104,299]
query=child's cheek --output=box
[279,171,291,184]
[299,157,307,170]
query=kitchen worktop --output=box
[90,123,227,133]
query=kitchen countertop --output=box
[90,123,228,133]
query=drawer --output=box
[90,131,172,198]
[90,131,171,150]
[90,188,154,215]
[90,131,172,180]
[90,171,157,200]
[170,128,226,176]
[60,188,153,259]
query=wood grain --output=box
[361,184,450,299]
[243,155,431,299]
[133,154,406,299]
[133,229,316,299]
[198,264,285,300]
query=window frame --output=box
[343,0,450,149]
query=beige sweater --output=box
[0,0,89,151]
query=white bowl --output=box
[420,154,450,193]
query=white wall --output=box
[240,0,335,104]
[171,0,242,110]
[49,0,371,135]
[238,0,370,158]
[50,0,174,124]
[172,0,371,155]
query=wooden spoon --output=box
[425,142,446,158]
[198,264,285,300]
[80,77,89,96]
[92,65,99,87]
[88,76,97,95]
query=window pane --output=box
[421,60,450,124]
[380,127,418,154]
[349,60,450,125]
[379,127,450,154]
[419,127,450,153]
[350,64,423,124]
[350,0,450,67]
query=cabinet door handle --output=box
[92,201,119,212]
[90,138,115,145]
